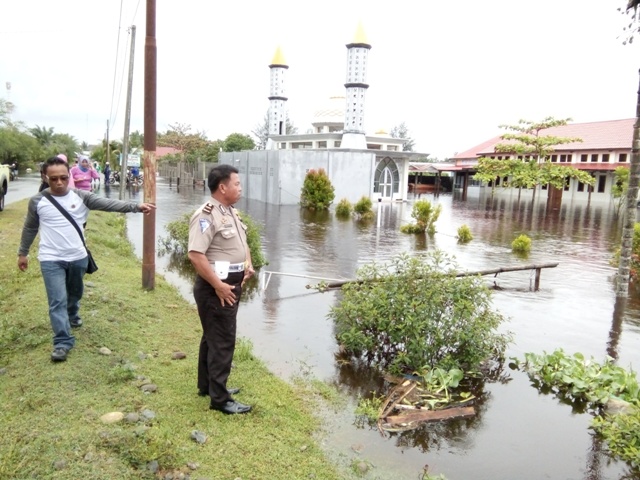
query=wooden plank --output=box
[384,406,475,424]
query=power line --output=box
[108,0,125,131]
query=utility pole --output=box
[120,25,136,200]
[142,0,157,290]
[106,119,110,167]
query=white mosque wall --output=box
[219,150,376,206]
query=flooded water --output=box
[109,179,640,480]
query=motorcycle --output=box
[109,170,144,186]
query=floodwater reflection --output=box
[110,180,640,480]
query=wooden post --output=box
[534,268,541,291]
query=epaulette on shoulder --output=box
[202,202,214,214]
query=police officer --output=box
[188,164,255,414]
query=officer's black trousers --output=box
[193,272,243,406]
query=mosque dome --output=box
[312,95,345,129]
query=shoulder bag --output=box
[42,192,98,274]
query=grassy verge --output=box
[0,200,344,480]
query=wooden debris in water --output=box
[376,378,476,432]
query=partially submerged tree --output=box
[331,251,510,373]
[474,117,594,201]
[300,168,335,210]
[616,1,640,296]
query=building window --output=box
[317,141,327,148]
[577,181,585,192]
[551,155,558,162]
[602,153,610,163]
[560,154,570,163]
[564,178,570,191]
[620,153,628,162]
[591,154,599,162]
[334,141,341,148]
[374,157,400,197]
[597,175,606,193]
[387,145,398,151]
[580,154,588,162]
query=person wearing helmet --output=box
[103,162,111,185]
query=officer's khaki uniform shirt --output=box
[188,198,248,264]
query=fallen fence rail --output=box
[311,262,559,292]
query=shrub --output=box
[353,196,374,220]
[238,211,268,268]
[457,224,473,243]
[400,199,441,235]
[157,209,267,269]
[511,234,531,254]
[330,251,511,373]
[335,198,352,218]
[300,168,335,210]
[513,349,640,470]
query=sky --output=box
[2,0,639,159]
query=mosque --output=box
[219,24,429,206]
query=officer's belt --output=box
[210,262,245,272]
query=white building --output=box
[220,24,429,206]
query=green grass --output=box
[0,200,346,480]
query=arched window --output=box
[374,157,399,198]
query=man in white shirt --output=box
[17,156,156,362]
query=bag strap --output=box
[41,191,88,250]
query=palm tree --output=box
[30,125,55,146]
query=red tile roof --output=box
[156,146,182,158]
[453,118,635,160]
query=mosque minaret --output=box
[341,22,370,149]
[268,46,288,136]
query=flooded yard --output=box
[118,179,640,480]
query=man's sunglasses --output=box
[46,175,70,182]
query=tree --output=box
[300,168,335,210]
[158,123,209,155]
[30,125,55,147]
[474,117,593,202]
[129,130,144,149]
[616,2,640,296]
[223,133,255,152]
[390,122,415,152]
[252,111,298,149]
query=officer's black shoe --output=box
[198,387,240,397]
[210,400,252,415]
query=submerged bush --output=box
[335,198,352,218]
[353,196,374,220]
[513,349,640,470]
[400,199,441,235]
[512,234,531,254]
[300,168,335,210]
[457,224,473,243]
[158,209,267,269]
[330,251,511,373]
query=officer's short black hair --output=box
[208,164,239,193]
[43,156,70,175]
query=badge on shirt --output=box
[199,218,211,233]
